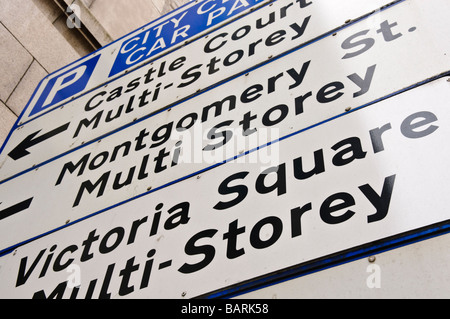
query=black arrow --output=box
[8,123,70,160]
[0,198,33,221]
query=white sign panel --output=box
[0,77,449,298]
[0,0,396,182]
[0,0,449,253]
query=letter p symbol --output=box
[29,55,101,117]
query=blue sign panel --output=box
[109,0,265,77]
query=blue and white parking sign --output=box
[18,0,268,124]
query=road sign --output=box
[0,0,397,182]
[0,77,449,298]
[17,0,271,123]
[0,0,449,253]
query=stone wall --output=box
[80,0,190,40]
